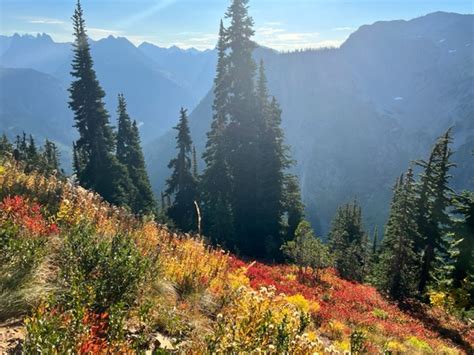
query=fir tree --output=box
[256,62,291,255]
[416,129,455,295]
[116,94,156,215]
[450,191,474,306]
[328,200,368,282]
[281,220,332,280]
[283,174,305,241]
[40,140,62,176]
[376,168,420,300]
[69,0,132,206]
[201,19,235,247]
[0,134,12,157]
[166,108,198,232]
[224,0,261,256]
[192,146,198,179]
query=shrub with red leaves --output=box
[0,195,59,236]
[232,258,471,350]
[79,312,110,354]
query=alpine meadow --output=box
[0,0,473,353]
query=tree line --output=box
[289,130,472,312]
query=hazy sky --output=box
[1,0,472,50]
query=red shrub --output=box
[0,195,59,236]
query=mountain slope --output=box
[1,160,471,353]
[0,35,213,142]
[146,12,474,234]
[0,67,74,166]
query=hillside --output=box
[0,34,214,142]
[1,160,473,353]
[146,11,474,235]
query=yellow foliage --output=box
[386,340,407,353]
[405,336,432,353]
[323,320,347,341]
[203,285,322,353]
[286,294,319,314]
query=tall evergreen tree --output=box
[166,108,198,232]
[450,191,474,306]
[256,62,292,254]
[40,140,62,176]
[223,0,262,256]
[328,200,368,282]
[69,0,131,206]
[376,168,420,300]
[201,19,235,247]
[416,129,455,295]
[283,174,305,241]
[116,94,156,215]
[0,134,12,157]
[202,0,303,256]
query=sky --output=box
[0,0,472,51]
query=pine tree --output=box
[23,135,40,173]
[192,146,198,179]
[256,62,292,255]
[283,174,305,241]
[416,129,455,295]
[40,140,62,176]
[328,200,368,282]
[69,0,132,206]
[166,108,198,232]
[116,94,156,215]
[202,0,303,257]
[201,19,235,247]
[376,168,420,300]
[450,191,474,306]
[0,134,12,157]
[224,0,261,256]
[372,226,379,257]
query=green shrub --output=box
[372,308,389,320]
[281,220,332,280]
[58,225,148,312]
[0,223,48,320]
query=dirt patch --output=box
[0,319,24,354]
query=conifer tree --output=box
[283,174,305,241]
[192,146,198,179]
[40,140,62,176]
[328,200,368,282]
[450,191,474,306]
[201,19,235,247]
[0,134,12,157]
[256,62,291,254]
[223,0,262,256]
[166,108,198,232]
[116,94,156,215]
[202,0,303,256]
[416,129,455,295]
[69,0,131,206]
[377,168,420,300]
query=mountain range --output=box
[0,11,473,235]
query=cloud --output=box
[22,16,65,25]
[332,26,354,32]
[87,27,124,39]
[255,23,339,51]
[257,26,285,36]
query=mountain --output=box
[139,42,216,103]
[0,12,472,235]
[0,33,70,75]
[146,12,474,235]
[0,67,74,167]
[0,34,216,142]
